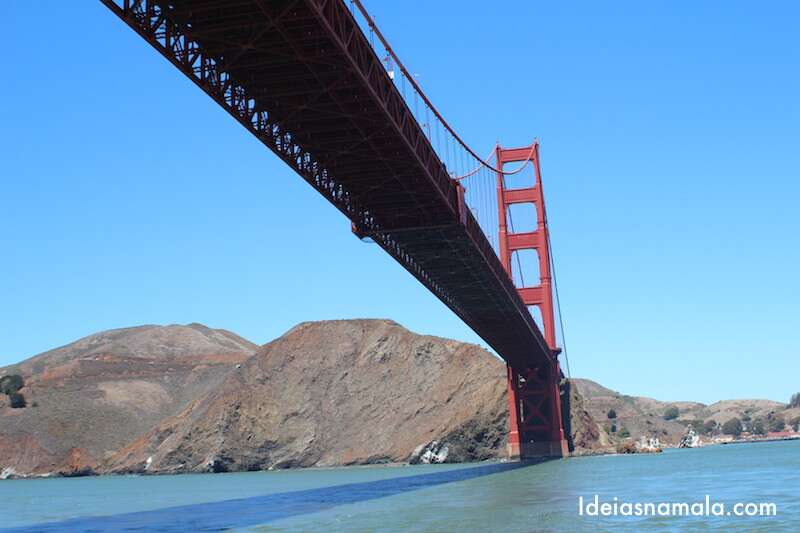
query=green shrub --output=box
[722,418,742,437]
[663,407,679,420]
[8,392,26,409]
[679,419,702,433]
[0,374,24,395]
[618,427,631,438]
[790,393,800,408]
[768,414,785,433]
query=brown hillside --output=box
[572,378,795,445]
[0,324,255,476]
[106,319,511,473]
[1,320,605,477]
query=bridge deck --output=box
[102,0,554,370]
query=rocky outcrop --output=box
[105,320,512,473]
[566,381,613,454]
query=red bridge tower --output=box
[496,143,569,459]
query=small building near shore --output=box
[767,431,800,439]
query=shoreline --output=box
[7,438,800,480]
[719,435,800,446]
[0,457,516,481]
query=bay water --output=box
[1,440,798,531]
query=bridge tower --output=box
[495,143,569,459]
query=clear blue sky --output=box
[1,2,798,404]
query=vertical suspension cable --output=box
[435,119,441,156]
[537,150,572,378]
[546,224,571,379]
[425,106,431,141]
[506,206,525,288]
[445,134,451,175]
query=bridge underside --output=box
[101,0,566,457]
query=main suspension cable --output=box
[452,143,537,180]
[351,0,533,178]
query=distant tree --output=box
[663,407,680,420]
[618,427,631,438]
[790,393,800,409]
[0,374,24,395]
[790,416,800,431]
[8,392,26,409]
[752,418,766,436]
[681,419,705,434]
[704,420,717,435]
[722,418,743,437]
[768,414,786,433]
[607,409,617,419]
[610,424,617,433]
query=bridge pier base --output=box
[518,440,569,459]
[506,363,569,460]
[507,441,568,461]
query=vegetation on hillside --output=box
[8,392,26,408]
[768,413,786,432]
[0,374,26,408]
[790,392,800,409]
[663,406,679,420]
[0,374,23,394]
[722,417,743,437]
[742,413,788,435]
[679,418,718,436]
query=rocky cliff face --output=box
[106,320,511,473]
[1,320,604,477]
[565,381,612,453]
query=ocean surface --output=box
[1,440,798,532]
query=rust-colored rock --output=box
[106,320,511,473]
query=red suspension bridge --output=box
[101,0,571,459]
